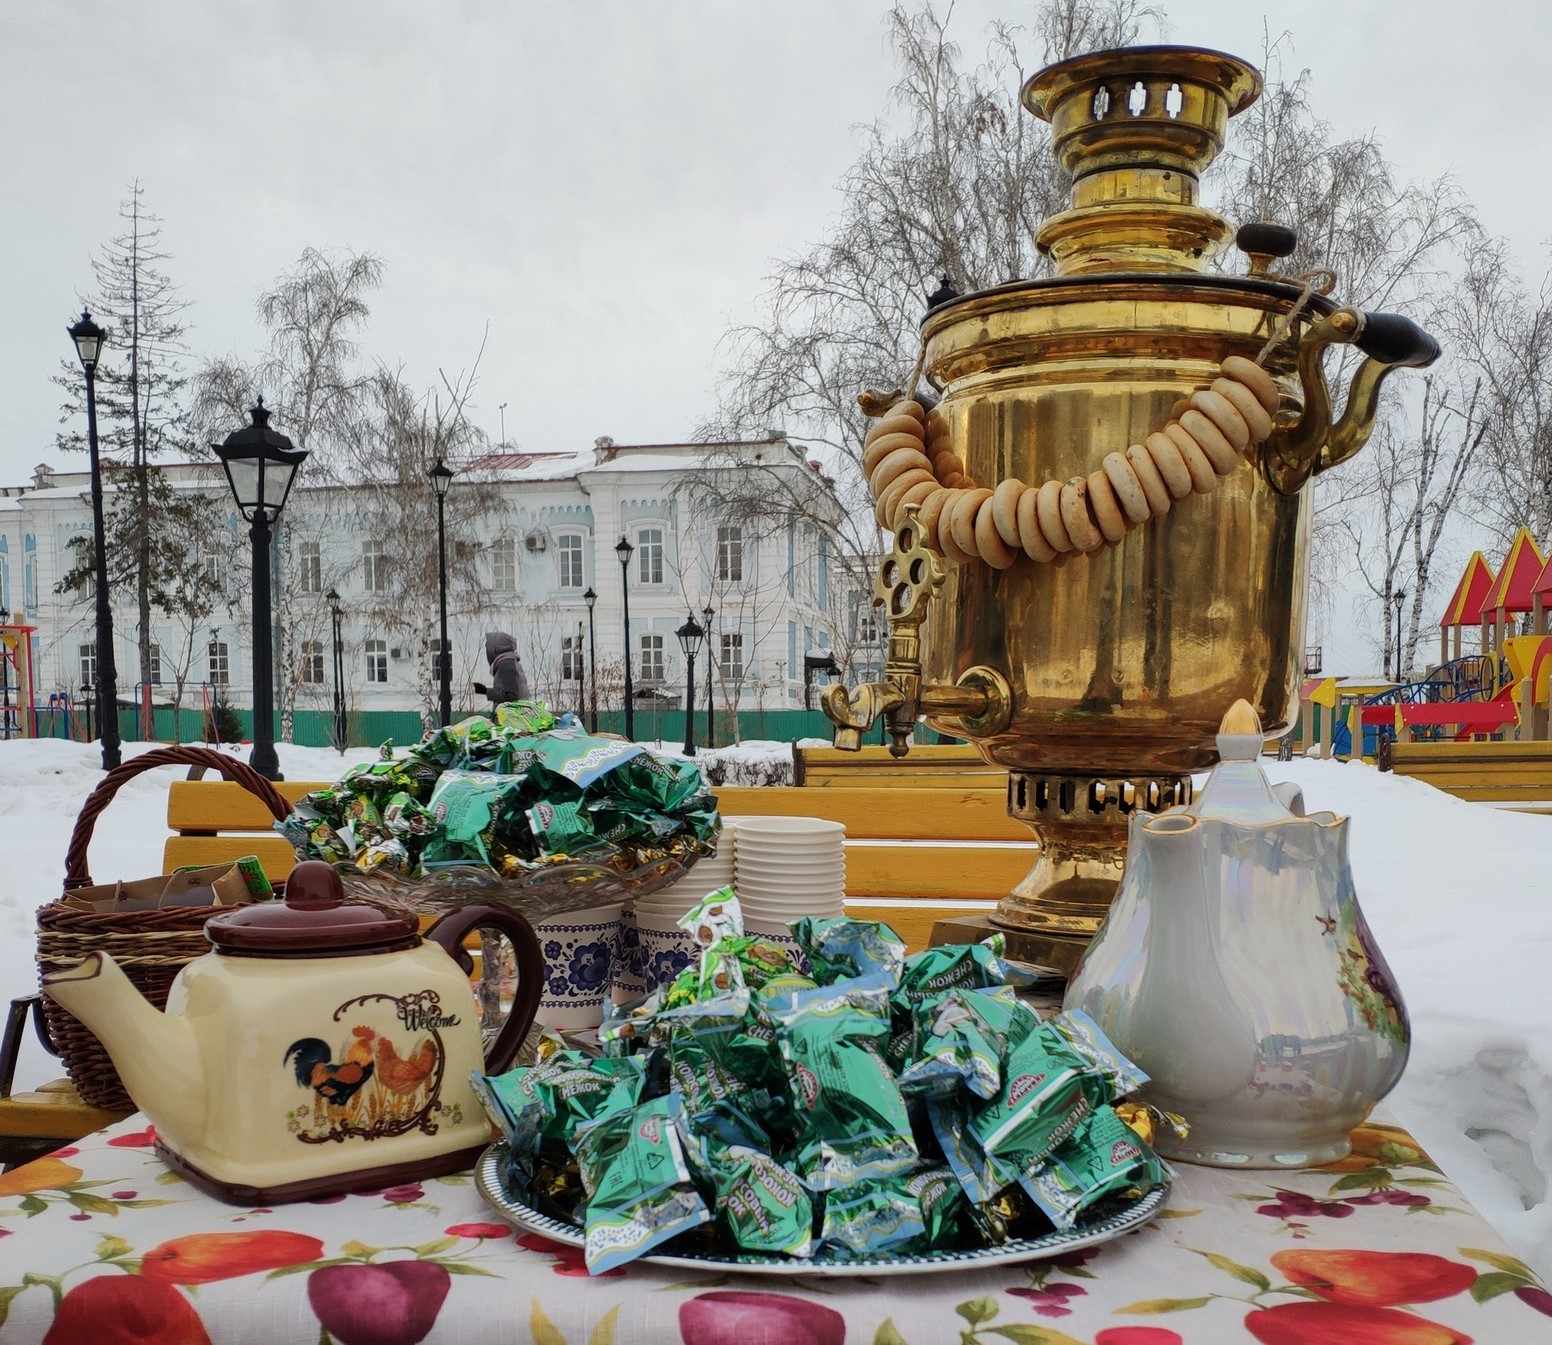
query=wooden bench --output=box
[794,743,1004,790]
[1380,738,1552,813]
[164,767,1028,954]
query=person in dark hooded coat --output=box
[473,631,532,706]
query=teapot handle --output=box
[424,905,544,1075]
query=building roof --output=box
[1481,528,1547,615]
[1439,551,1495,629]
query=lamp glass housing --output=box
[676,616,706,662]
[614,535,634,566]
[68,310,105,373]
[583,586,597,610]
[428,458,455,499]
[212,402,308,522]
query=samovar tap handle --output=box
[1262,307,1440,493]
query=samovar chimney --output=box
[1023,46,1262,275]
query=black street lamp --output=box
[69,308,119,770]
[428,457,456,727]
[583,587,598,733]
[615,536,635,740]
[1393,590,1407,684]
[328,587,346,754]
[213,398,307,781]
[702,601,715,749]
[676,614,705,755]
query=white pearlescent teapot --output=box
[43,861,543,1203]
[1064,701,1409,1167]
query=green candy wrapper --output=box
[792,917,907,986]
[819,1164,966,1258]
[382,791,437,838]
[422,770,526,868]
[1048,1007,1150,1105]
[968,1022,1091,1179]
[526,797,597,856]
[678,886,743,949]
[682,1129,814,1259]
[1020,1103,1167,1231]
[770,974,917,1191]
[575,1093,712,1273]
[900,985,1036,1101]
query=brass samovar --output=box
[822,45,1438,972]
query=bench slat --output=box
[164,834,1033,903]
[170,781,1034,843]
[715,786,1025,841]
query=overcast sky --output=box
[4,2,1548,667]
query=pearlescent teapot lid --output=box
[1185,700,1291,825]
[206,860,419,955]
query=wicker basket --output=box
[37,745,291,1110]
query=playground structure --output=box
[0,616,37,741]
[1299,529,1552,760]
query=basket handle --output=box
[64,745,294,891]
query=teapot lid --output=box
[1186,700,1291,825]
[205,861,419,956]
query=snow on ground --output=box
[2,738,1550,1278]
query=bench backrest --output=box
[1383,738,1552,808]
[164,777,1028,952]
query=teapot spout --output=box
[43,952,202,1141]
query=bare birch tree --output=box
[1442,240,1552,546]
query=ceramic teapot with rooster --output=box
[43,861,543,1204]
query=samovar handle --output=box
[1262,308,1441,494]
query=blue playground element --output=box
[1329,654,1510,757]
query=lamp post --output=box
[68,309,119,770]
[1393,590,1407,684]
[676,614,705,755]
[583,587,598,732]
[328,587,346,754]
[615,536,635,740]
[702,601,715,749]
[212,398,308,781]
[428,458,456,727]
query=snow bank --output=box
[2,740,1550,1278]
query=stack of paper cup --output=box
[627,821,741,997]
[733,816,847,965]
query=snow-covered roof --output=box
[465,450,594,482]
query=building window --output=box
[301,640,325,685]
[208,641,229,687]
[491,537,517,592]
[637,528,664,585]
[148,644,162,685]
[298,541,322,594]
[362,541,388,593]
[856,609,881,646]
[639,633,665,683]
[716,525,743,583]
[79,642,97,688]
[24,551,38,614]
[562,635,583,681]
[365,639,388,683]
[557,534,584,590]
[719,632,744,683]
[201,548,225,593]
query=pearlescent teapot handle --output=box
[424,905,544,1075]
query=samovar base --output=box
[982,771,1191,973]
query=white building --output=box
[0,435,853,740]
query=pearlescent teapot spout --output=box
[44,951,204,1145]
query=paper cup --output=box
[533,903,622,1031]
[612,905,645,1005]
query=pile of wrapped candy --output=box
[276,703,719,879]
[473,889,1170,1274]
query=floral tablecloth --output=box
[0,1111,1547,1344]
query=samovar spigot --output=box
[822,504,1011,757]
